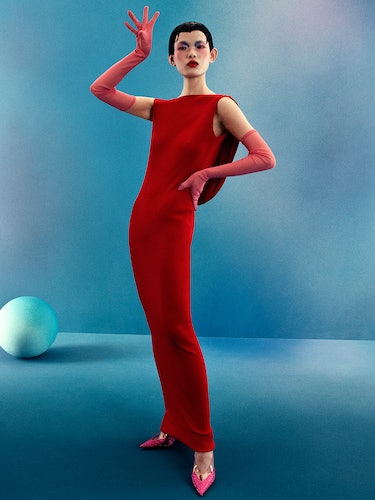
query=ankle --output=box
[194,451,214,474]
[194,450,214,459]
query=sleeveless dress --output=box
[129,94,239,452]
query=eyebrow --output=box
[176,40,207,47]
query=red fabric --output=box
[199,128,239,204]
[129,95,238,451]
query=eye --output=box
[196,44,206,49]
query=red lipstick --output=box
[187,61,198,68]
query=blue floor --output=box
[1,334,375,499]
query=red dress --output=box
[129,94,238,452]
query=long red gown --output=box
[129,94,238,452]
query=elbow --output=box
[90,80,110,98]
[263,152,276,171]
[90,82,101,97]
[268,153,276,169]
[250,147,276,171]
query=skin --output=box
[125,7,254,480]
[126,13,253,142]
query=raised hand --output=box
[125,6,160,58]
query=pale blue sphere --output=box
[0,296,58,358]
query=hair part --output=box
[168,22,214,56]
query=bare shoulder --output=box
[127,96,156,121]
[217,96,254,139]
[216,96,242,118]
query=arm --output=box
[178,97,276,210]
[90,6,159,120]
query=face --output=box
[169,30,217,76]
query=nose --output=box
[187,48,197,58]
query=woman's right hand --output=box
[125,6,160,58]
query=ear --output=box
[169,55,176,66]
[210,47,218,63]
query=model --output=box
[90,6,275,496]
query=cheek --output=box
[174,51,185,62]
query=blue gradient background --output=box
[1,0,374,338]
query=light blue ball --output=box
[0,296,58,358]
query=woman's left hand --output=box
[178,170,210,211]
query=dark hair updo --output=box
[168,22,214,56]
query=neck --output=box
[179,76,214,96]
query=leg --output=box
[129,212,214,452]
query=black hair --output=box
[168,22,214,56]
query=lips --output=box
[187,61,198,68]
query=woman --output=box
[90,6,275,496]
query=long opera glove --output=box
[90,6,159,111]
[178,129,276,210]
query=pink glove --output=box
[178,129,276,210]
[90,6,159,111]
[125,6,159,58]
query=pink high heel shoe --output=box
[139,433,176,449]
[191,464,215,496]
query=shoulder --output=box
[216,96,254,140]
[217,95,239,113]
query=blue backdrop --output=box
[1,0,374,339]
